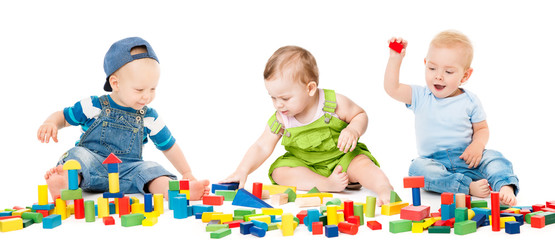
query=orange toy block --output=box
[103,216,115,225]
[203,195,224,206]
[403,176,425,188]
[400,205,431,221]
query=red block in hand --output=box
[389,41,404,53]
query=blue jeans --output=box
[408,147,519,195]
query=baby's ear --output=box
[461,67,474,84]
[307,81,318,96]
[109,75,119,91]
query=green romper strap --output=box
[322,89,337,123]
[267,113,283,135]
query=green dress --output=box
[267,89,379,184]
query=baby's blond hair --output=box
[430,30,474,70]
[264,46,319,85]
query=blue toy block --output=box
[0,211,12,217]
[212,183,239,194]
[412,188,421,206]
[250,226,266,237]
[251,220,269,231]
[187,206,193,217]
[325,225,339,238]
[501,213,524,225]
[68,169,79,190]
[232,189,273,209]
[173,196,188,219]
[32,204,55,211]
[240,222,254,235]
[43,214,62,229]
[195,212,203,219]
[107,163,119,173]
[144,193,153,213]
[168,190,179,210]
[305,209,320,231]
[472,213,486,227]
[472,207,491,216]
[505,221,520,234]
[102,192,124,199]
[441,204,455,220]
[109,202,116,214]
[192,205,213,215]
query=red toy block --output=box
[346,216,359,225]
[389,41,404,53]
[541,207,555,213]
[179,179,190,190]
[0,216,21,221]
[119,196,130,217]
[403,176,425,188]
[12,206,25,210]
[531,215,546,228]
[400,205,430,221]
[520,209,531,218]
[103,216,115,225]
[501,209,516,214]
[36,210,49,218]
[547,200,555,209]
[252,182,263,199]
[366,220,382,230]
[434,218,455,228]
[465,195,471,209]
[312,222,323,235]
[203,195,224,206]
[223,220,244,228]
[491,192,500,232]
[532,204,545,212]
[296,210,307,224]
[74,198,85,219]
[431,212,441,218]
[343,200,354,219]
[441,192,454,205]
[338,222,358,235]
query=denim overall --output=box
[267,89,379,184]
[58,95,176,194]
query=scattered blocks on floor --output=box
[367,220,382,230]
[232,189,273,208]
[121,213,145,227]
[325,225,339,238]
[0,218,23,232]
[505,221,520,234]
[210,228,231,239]
[103,216,115,225]
[43,214,62,229]
[454,220,477,235]
[389,219,412,233]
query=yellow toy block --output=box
[108,173,120,193]
[277,220,298,229]
[505,208,520,214]
[62,159,82,170]
[202,212,223,223]
[327,205,339,225]
[281,213,295,236]
[142,216,158,226]
[262,208,283,216]
[12,209,31,216]
[468,209,475,220]
[179,190,191,199]
[153,194,164,214]
[56,198,68,220]
[381,202,409,216]
[489,216,516,228]
[0,218,23,232]
[250,215,271,224]
[98,197,109,218]
[412,224,424,233]
[213,213,234,223]
[144,211,160,219]
[262,185,296,195]
[131,203,145,214]
[338,212,344,223]
[38,185,48,205]
[297,193,333,204]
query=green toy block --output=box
[539,212,555,225]
[206,224,229,232]
[284,188,296,202]
[243,213,263,222]
[354,204,364,225]
[326,198,342,206]
[455,208,468,222]
[500,205,510,210]
[268,223,278,231]
[22,219,34,228]
[454,220,477,235]
[210,228,231,239]
[526,211,544,224]
[215,190,236,201]
[121,213,144,227]
[60,188,83,200]
[169,180,180,191]
[389,220,412,233]
[234,209,256,217]
[233,216,243,221]
[390,191,402,203]
[428,226,451,233]
[470,200,488,208]
[307,187,320,194]
[320,205,328,214]
[21,212,43,223]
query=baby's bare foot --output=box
[189,179,210,200]
[318,165,348,192]
[376,189,392,207]
[469,179,490,198]
[499,185,517,206]
[44,165,68,200]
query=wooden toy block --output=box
[295,196,320,207]
[455,193,466,208]
[211,183,240,194]
[325,225,339,238]
[234,209,256,217]
[242,213,263,222]
[343,200,354,219]
[284,188,297,202]
[202,212,223,222]
[262,208,283,216]
[61,188,83,200]
[250,215,271,225]
[43,214,61,229]
[203,195,225,206]
[542,212,555,225]
[215,190,236,201]
[131,203,145,214]
[250,226,266,237]
[103,216,115,225]
[471,200,488,208]
[505,221,520,234]
[489,216,516,228]
[541,207,555,213]
[206,224,229,232]
[107,163,119,173]
[0,218,23,232]
[67,169,79,190]
[143,193,153,212]
[261,190,270,199]
[103,192,124,199]
[307,186,320,194]
[500,213,524,225]
[210,228,231,239]
[472,213,487,227]
[121,213,144,227]
[326,198,342,206]
[63,159,81,170]
[252,219,269,230]
[297,193,333,204]
[365,196,376,218]
[73,198,84,219]
[312,221,323,234]
[455,208,468,222]
[152,194,163,214]
[441,203,455,220]
[223,220,244,228]
[381,202,409,216]
[441,192,454,205]
[142,216,158,226]
[108,172,120,193]
[465,195,472,209]
[338,221,358,235]
[366,220,381,230]
[327,205,339,226]
[179,179,190,190]
[403,176,425,188]
[532,204,545,212]
[55,198,67,220]
[389,41,404,53]
[271,193,288,206]
[232,189,273,208]
[412,188,421,206]
[252,182,263,199]
[428,226,451,234]
[412,221,424,233]
[173,197,189,219]
[501,208,519,214]
[84,200,95,222]
[118,196,130,217]
[21,212,43,223]
[169,180,180,191]
[12,209,30,216]
[97,197,109,218]
[353,204,364,225]
[389,219,412,233]
[103,153,122,164]
[305,209,320,231]
[295,210,308,224]
[262,184,296,195]
[178,189,191,199]
[531,215,545,228]
[454,220,477,235]
[240,221,254,234]
[390,190,402,203]
[546,200,555,209]
[491,192,500,231]
[22,219,33,228]
[401,205,430,221]
[281,213,295,236]
[38,185,49,205]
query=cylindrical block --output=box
[144,193,153,213]
[173,197,188,219]
[253,182,263,199]
[353,204,364,225]
[338,222,358,235]
[98,197,109,218]
[153,194,164,214]
[366,196,376,217]
[68,170,79,190]
[74,198,85,219]
[108,173,120,193]
[84,200,95,222]
[412,188,421,206]
[21,212,43,223]
[491,192,500,231]
[343,200,354,219]
[38,185,48,205]
[455,193,466,208]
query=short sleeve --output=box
[63,96,101,126]
[144,108,176,151]
[467,92,487,123]
[406,85,426,112]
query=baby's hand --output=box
[220,171,248,189]
[459,143,484,168]
[338,127,360,153]
[389,37,408,57]
[37,122,59,143]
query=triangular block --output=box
[232,189,273,208]
[390,190,402,203]
[103,153,122,164]
[307,187,320,194]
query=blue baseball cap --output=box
[103,37,159,92]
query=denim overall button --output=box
[102,122,108,127]
[105,109,111,115]
[139,109,145,115]
[135,116,141,122]
[133,128,139,133]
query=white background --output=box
[0,0,554,239]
